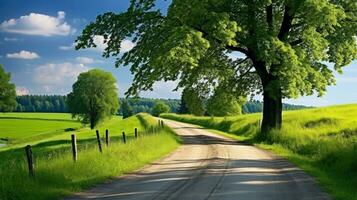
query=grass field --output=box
[0,113,80,145]
[0,112,75,120]
[0,113,180,200]
[161,104,357,200]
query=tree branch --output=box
[291,22,304,29]
[266,3,273,33]
[236,65,254,79]
[183,20,250,56]
[278,5,294,41]
[289,38,302,46]
[234,57,249,66]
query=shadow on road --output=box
[68,130,328,200]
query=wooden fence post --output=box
[105,129,110,147]
[25,145,34,177]
[96,130,102,153]
[71,134,77,162]
[161,120,164,127]
[122,132,126,144]
[134,128,138,139]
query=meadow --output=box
[161,104,357,200]
[0,112,74,120]
[0,113,80,145]
[0,113,180,200]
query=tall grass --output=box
[0,114,179,200]
[161,104,357,200]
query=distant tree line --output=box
[13,95,181,114]
[118,98,180,115]
[13,95,309,114]
[14,95,68,112]
[242,100,309,114]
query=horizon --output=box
[0,0,356,107]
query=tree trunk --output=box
[90,115,95,129]
[260,80,282,137]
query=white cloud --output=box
[59,43,75,50]
[33,62,89,92]
[4,37,21,42]
[227,52,246,60]
[140,81,182,99]
[0,11,72,36]
[57,11,65,19]
[16,86,30,96]
[120,39,135,52]
[60,35,135,53]
[75,56,94,64]
[97,36,135,53]
[7,50,39,59]
[72,18,87,25]
[92,35,107,51]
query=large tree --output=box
[76,0,357,136]
[0,65,16,112]
[67,69,119,129]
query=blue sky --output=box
[0,0,356,106]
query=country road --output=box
[66,119,331,200]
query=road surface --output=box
[66,119,331,200]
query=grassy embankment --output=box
[0,113,180,200]
[161,104,357,200]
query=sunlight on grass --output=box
[0,113,180,200]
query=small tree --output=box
[0,65,16,112]
[152,101,170,117]
[67,69,119,129]
[207,91,245,117]
[121,100,133,119]
[182,87,205,116]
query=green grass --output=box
[0,113,180,200]
[0,112,75,120]
[0,119,80,142]
[161,104,357,200]
[0,113,81,145]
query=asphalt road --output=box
[66,119,331,200]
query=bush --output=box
[152,101,170,116]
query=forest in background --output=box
[12,95,309,114]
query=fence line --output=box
[24,121,166,176]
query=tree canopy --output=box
[151,101,170,116]
[76,0,356,134]
[207,91,245,116]
[178,92,189,114]
[182,87,206,116]
[67,69,119,129]
[0,65,16,112]
[121,100,134,119]
[14,95,67,112]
